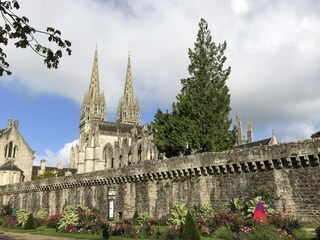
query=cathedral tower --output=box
[78,48,106,154]
[116,54,140,125]
[80,48,106,130]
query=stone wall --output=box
[0,138,319,223]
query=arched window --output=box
[4,141,17,159]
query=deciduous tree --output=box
[0,0,72,76]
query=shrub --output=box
[135,224,153,238]
[1,204,12,217]
[3,216,18,228]
[24,213,36,230]
[132,210,139,224]
[35,209,48,226]
[269,211,301,234]
[213,227,237,240]
[111,223,126,236]
[229,195,274,218]
[168,203,187,230]
[149,214,168,226]
[17,209,30,227]
[76,206,107,234]
[124,225,138,238]
[58,205,79,231]
[206,210,245,234]
[136,212,149,226]
[181,211,200,240]
[240,224,278,240]
[165,227,180,240]
[47,213,62,229]
[63,224,77,233]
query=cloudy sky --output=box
[1,0,320,167]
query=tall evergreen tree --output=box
[152,109,187,158]
[153,18,233,157]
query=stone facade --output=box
[0,119,34,185]
[1,138,319,223]
[70,49,158,173]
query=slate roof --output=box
[237,138,272,149]
[31,166,77,180]
[0,161,23,172]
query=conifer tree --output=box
[153,18,233,156]
[24,213,36,230]
[182,211,200,240]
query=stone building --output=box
[70,49,158,173]
[235,115,278,147]
[0,119,34,185]
[32,159,77,180]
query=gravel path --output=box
[0,231,87,240]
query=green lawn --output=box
[0,225,316,240]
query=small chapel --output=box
[70,49,158,173]
[0,119,34,185]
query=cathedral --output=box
[70,49,158,173]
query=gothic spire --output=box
[80,48,106,127]
[89,48,100,100]
[124,53,134,102]
[116,54,140,125]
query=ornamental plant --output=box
[58,205,78,231]
[247,196,273,217]
[3,215,18,228]
[76,205,107,234]
[193,203,213,222]
[228,195,274,218]
[16,209,30,227]
[136,212,149,226]
[47,212,61,228]
[168,203,187,230]
[35,209,48,226]
[269,211,301,234]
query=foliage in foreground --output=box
[0,0,72,76]
[0,199,316,240]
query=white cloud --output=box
[35,139,78,167]
[230,0,250,15]
[277,122,316,143]
[1,0,320,144]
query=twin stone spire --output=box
[81,48,140,126]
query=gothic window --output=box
[4,141,17,159]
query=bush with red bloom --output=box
[47,213,62,229]
[4,216,18,228]
[64,224,77,233]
